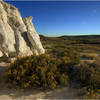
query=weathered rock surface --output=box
[0,51,3,57]
[0,1,45,57]
[23,16,45,55]
[0,2,16,56]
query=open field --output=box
[40,35,100,52]
[0,35,100,99]
[40,35,100,62]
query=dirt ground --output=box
[0,62,88,99]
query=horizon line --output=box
[39,34,100,37]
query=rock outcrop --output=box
[0,1,45,57]
[23,16,45,55]
[0,51,3,57]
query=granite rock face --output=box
[0,1,45,57]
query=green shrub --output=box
[81,54,96,60]
[56,48,80,65]
[75,63,100,90]
[4,54,69,89]
[59,74,69,86]
[57,56,77,79]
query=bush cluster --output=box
[51,48,80,65]
[4,54,69,89]
[86,89,100,99]
[75,63,100,90]
[81,54,96,60]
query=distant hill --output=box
[40,35,100,40]
[40,34,100,38]
[40,34,100,45]
[59,35,100,39]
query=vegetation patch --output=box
[3,35,100,98]
[4,54,70,89]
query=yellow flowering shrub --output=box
[4,54,69,89]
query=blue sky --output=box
[5,1,100,36]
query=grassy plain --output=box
[40,35,100,62]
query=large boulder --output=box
[0,1,45,57]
